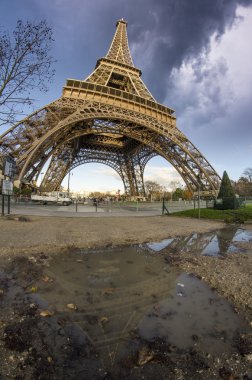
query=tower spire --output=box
[105,19,134,67]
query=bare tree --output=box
[243,167,252,183]
[234,168,252,197]
[168,180,180,200]
[0,20,55,126]
[145,180,163,201]
[234,177,251,197]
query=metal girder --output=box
[0,19,220,196]
[41,136,153,195]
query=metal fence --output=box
[0,195,212,217]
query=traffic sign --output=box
[2,179,13,195]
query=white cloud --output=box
[169,54,233,130]
[144,165,183,190]
[167,6,252,132]
[61,163,124,193]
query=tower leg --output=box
[119,154,146,197]
[41,145,74,192]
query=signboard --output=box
[3,156,16,179]
[193,190,218,198]
[2,179,13,195]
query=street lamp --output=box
[40,172,44,193]
[67,171,73,197]
[197,174,201,219]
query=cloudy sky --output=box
[1,0,252,193]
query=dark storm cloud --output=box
[118,0,252,102]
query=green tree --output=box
[0,20,55,125]
[172,187,184,201]
[13,186,20,195]
[216,171,238,209]
[20,186,32,196]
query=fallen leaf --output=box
[47,356,53,363]
[40,310,54,317]
[28,256,37,263]
[245,354,252,361]
[30,286,38,293]
[0,289,4,295]
[66,303,78,310]
[137,346,154,366]
[42,276,54,283]
[99,316,109,324]
[101,288,116,295]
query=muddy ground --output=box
[0,214,251,379]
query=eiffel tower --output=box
[0,19,220,196]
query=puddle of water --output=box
[145,227,252,257]
[233,228,252,242]
[37,246,179,350]
[145,238,175,252]
[138,272,245,355]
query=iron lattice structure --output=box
[0,19,220,196]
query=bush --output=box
[214,196,239,210]
[215,171,238,210]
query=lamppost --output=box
[40,172,44,193]
[67,171,73,197]
[197,174,201,219]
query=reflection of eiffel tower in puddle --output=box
[145,227,239,256]
[39,246,179,366]
[72,273,179,367]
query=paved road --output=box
[5,203,161,217]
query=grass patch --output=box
[171,204,252,222]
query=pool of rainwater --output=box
[144,226,252,256]
[0,227,251,379]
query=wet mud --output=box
[0,227,251,379]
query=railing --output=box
[64,80,175,116]
[162,199,209,215]
[0,195,213,217]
